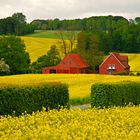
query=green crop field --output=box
[26,30,80,39]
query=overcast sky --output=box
[0,0,140,22]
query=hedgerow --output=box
[91,81,140,108]
[0,83,69,116]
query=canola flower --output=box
[121,53,140,72]
[0,74,140,99]
[1,106,140,140]
[22,37,75,62]
[22,37,60,62]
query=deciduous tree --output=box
[0,36,30,74]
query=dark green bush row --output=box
[0,83,69,116]
[91,81,140,108]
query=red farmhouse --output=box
[42,54,89,74]
[99,53,130,75]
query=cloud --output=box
[0,0,140,22]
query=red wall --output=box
[99,55,126,74]
[42,67,82,74]
[42,54,88,74]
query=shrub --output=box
[0,83,69,116]
[91,81,140,108]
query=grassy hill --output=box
[26,30,80,39]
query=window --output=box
[108,64,115,70]
[108,64,112,69]
[112,64,115,70]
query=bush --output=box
[0,83,69,116]
[91,81,140,108]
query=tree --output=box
[12,12,26,35]
[0,13,35,36]
[32,45,61,72]
[112,24,140,53]
[57,30,68,56]
[135,17,140,25]
[57,30,77,57]
[66,31,77,52]
[0,36,30,74]
[76,31,103,72]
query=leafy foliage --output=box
[76,31,103,72]
[91,81,140,108]
[0,36,30,74]
[31,45,61,72]
[0,83,69,116]
[0,12,35,35]
[31,15,129,31]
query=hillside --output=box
[22,36,77,62]
[22,37,63,62]
[26,30,80,39]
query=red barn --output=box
[99,53,130,75]
[42,54,90,74]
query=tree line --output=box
[0,13,35,35]
[31,15,140,31]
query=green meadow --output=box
[26,30,80,39]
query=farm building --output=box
[42,54,90,74]
[99,53,130,75]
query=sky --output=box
[0,0,140,22]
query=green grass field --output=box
[26,30,80,39]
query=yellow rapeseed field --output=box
[22,37,76,63]
[0,74,140,99]
[1,106,140,140]
[22,37,60,62]
[123,53,140,72]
